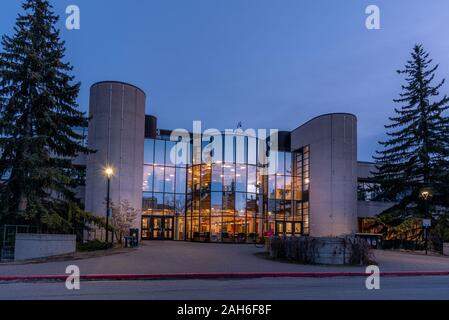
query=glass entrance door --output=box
[151,217,163,240]
[276,221,302,237]
[163,217,174,240]
[141,216,174,240]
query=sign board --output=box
[422,219,431,228]
[107,208,112,217]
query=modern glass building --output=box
[83,81,392,243]
[140,134,310,242]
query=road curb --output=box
[1,271,449,283]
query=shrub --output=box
[346,236,376,265]
[267,236,376,265]
[77,240,113,252]
[268,236,319,264]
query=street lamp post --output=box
[104,167,114,243]
[420,186,433,255]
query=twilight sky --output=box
[1,0,449,161]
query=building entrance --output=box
[142,216,174,240]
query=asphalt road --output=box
[1,276,449,300]
[2,242,449,277]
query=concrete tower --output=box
[85,81,146,231]
[291,113,358,237]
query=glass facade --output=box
[142,135,310,243]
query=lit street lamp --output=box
[419,186,433,255]
[104,166,114,243]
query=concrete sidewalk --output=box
[0,241,448,277]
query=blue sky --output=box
[1,0,449,161]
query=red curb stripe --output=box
[1,271,449,282]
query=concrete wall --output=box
[85,81,146,231]
[443,243,449,256]
[14,234,76,261]
[357,161,396,218]
[291,113,358,237]
[357,200,396,218]
[357,161,376,179]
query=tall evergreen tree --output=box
[374,44,449,219]
[0,0,93,229]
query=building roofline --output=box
[91,81,147,97]
[358,160,376,165]
[291,112,357,133]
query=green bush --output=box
[77,240,113,252]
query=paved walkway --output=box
[0,241,448,276]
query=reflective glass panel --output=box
[143,165,153,192]
[144,139,155,164]
[236,165,247,192]
[211,192,222,215]
[175,194,186,216]
[222,192,235,215]
[164,167,175,193]
[164,193,175,215]
[154,165,165,192]
[211,164,223,192]
[176,167,187,194]
[235,193,246,217]
[285,152,292,175]
[165,141,177,166]
[247,165,257,193]
[154,140,165,165]
[223,163,235,192]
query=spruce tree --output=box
[0,0,93,229]
[374,44,449,220]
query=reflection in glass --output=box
[211,216,222,242]
[222,192,235,215]
[165,141,177,166]
[246,193,257,214]
[201,165,211,191]
[176,167,187,194]
[247,166,257,193]
[200,192,211,217]
[223,164,235,192]
[235,193,246,217]
[164,167,175,193]
[236,165,247,192]
[144,139,155,164]
[151,193,164,215]
[175,194,185,216]
[268,175,276,199]
[277,152,285,175]
[276,175,285,199]
[211,192,222,215]
[142,137,310,242]
[285,152,292,175]
[211,164,223,191]
[222,216,234,242]
[154,165,165,192]
[154,139,165,164]
[285,176,292,200]
[235,216,246,243]
[164,193,175,215]
[143,165,153,192]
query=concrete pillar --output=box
[291,113,358,237]
[85,81,145,231]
